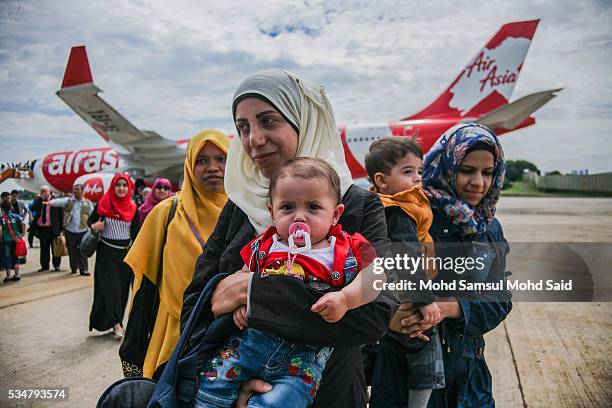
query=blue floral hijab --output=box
[423,123,506,236]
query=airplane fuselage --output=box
[14,113,540,200]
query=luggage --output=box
[52,233,68,257]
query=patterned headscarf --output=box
[423,123,506,236]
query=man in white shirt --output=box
[10,190,28,221]
[50,184,93,275]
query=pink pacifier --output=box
[288,222,311,253]
[287,222,311,272]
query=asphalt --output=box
[0,196,611,407]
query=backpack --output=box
[96,377,157,408]
[146,273,235,407]
[96,273,233,408]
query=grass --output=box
[502,181,543,196]
[502,181,612,198]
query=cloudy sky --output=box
[1,0,611,189]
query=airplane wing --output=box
[476,88,562,130]
[56,46,186,178]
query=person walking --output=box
[10,190,28,220]
[137,178,172,226]
[1,199,25,282]
[121,130,230,378]
[48,184,93,275]
[88,174,140,338]
[27,197,38,248]
[30,186,63,271]
[179,70,395,407]
[388,124,512,407]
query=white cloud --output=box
[0,0,611,175]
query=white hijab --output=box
[225,69,353,233]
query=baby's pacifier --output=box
[288,222,311,254]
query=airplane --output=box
[2,19,560,200]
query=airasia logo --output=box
[42,148,121,192]
[83,177,104,202]
[45,148,119,176]
[465,52,518,92]
[449,37,531,115]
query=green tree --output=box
[505,160,540,182]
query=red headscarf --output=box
[97,174,137,222]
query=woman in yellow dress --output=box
[120,129,230,379]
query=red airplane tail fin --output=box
[61,46,93,88]
[405,19,540,120]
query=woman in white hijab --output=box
[181,69,395,408]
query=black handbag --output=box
[80,228,100,258]
[119,196,178,378]
[96,376,157,408]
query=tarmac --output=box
[0,196,611,407]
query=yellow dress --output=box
[123,130,230,378]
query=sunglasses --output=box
[156,185,171,191]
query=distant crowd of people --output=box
[3,69,513,408]
[0,161,33,171]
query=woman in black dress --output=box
[181,69,396,407]
[88,174,139,338]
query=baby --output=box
[195,157,382,408]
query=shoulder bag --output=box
[3,213,27,263]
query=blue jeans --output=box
[1,241,17,269]
[195,328,332,408]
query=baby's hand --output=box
[233,305,248,330]
[418,302,441,326]
[311,292,349,323]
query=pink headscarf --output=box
[138,178,172,225]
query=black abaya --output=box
[89,239,133,331]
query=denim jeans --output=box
[195,328,332,408]
[1,240,17,269]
